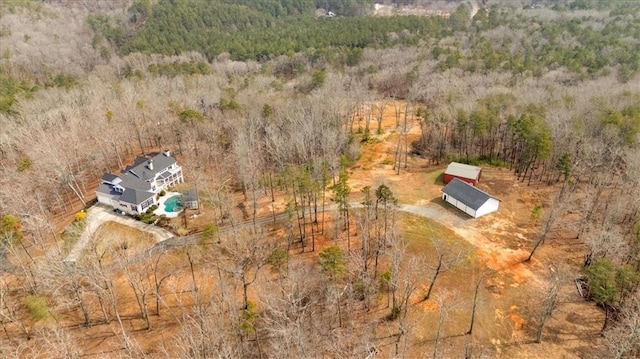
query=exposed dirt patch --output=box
[9,101,605,358]
[348,100,604,357]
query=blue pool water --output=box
[164,195,184,212]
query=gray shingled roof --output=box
[442,178,496,210]
[120,188,155,205]
[119,173,152,191]
[118,153,177,191]
[99,152,178,206]
[96,183,117,196]
[183,189,198,202]
[124,157,148,170]
[126,153,177,181]
[102,173,119,183]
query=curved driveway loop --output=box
[63,205,174,265]
[64,200,469,265]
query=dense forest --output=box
[119,0,450,60]
[1,0,639,358]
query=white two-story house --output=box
[96,150,184,215]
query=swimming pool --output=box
[164,195,184,212]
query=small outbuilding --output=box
[443,162,482,186]
[182,189,199,210]
[442,178,499,218]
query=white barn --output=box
[441,178,500,218]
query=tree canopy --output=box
[120,0,445,61]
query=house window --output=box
[140,197,155,211]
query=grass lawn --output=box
[395,212,516,357]
[394,168,445,205]
[401,212,473,257]
[82,221,157,265]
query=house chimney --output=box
[163,150,171,157]
[148,160,153,170]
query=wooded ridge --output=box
[0,0,639,357]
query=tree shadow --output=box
[433,172,444,185]
[496,333,604,357]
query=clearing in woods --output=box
[347,101,604,357]
[8,101,604,358]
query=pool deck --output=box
[154,192,183,218]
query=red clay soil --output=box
[10,101,604,358]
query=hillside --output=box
[0,0,639,358]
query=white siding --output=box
[119,202,139,215]
[465,206,476,217]
[97,194,112,206]
[475,198,500,218]
[442,193,478,218]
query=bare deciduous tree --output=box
[534,270,560,343]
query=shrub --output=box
[140,216,156,224]
[201,224,218,241]
[388,305,401,321]
[139,208,157,224]
[240,301,257,335]
[75,211,87,222]
[25,295,53,322]
[45,73,78,89]
[1,214,23,242]
[179,108,204,123]
[17,157,32,171]
[379,270,392,291]
[361,128,371,143]
[267,248,290,271]
[61,220,84,255]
